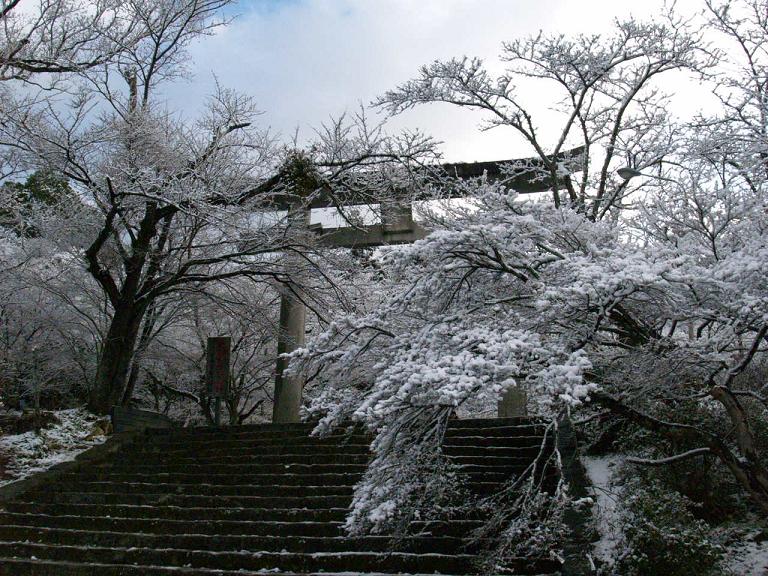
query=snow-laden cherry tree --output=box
[0,0,278,415]
[375,7,715,217]
[0,0,442,416]
[287,1,768,567]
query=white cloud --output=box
[162,0,710,162]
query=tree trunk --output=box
[121,302,159,406]
[593,390,768,516]
[88,303,144,414]
[710,386,768,515]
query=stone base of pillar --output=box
[497,387,528,418]
[272,374,303,423]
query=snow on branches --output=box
[293,152,768,529]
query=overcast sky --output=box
[163,0,708,163]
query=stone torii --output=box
[265,147,585,423]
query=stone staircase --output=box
[0,418,562,575]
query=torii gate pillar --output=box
[271,198,418,423]
[272,287,307,423]
[272,202,310,424]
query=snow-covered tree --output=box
[0,0,301,414]
[125,281,280,425]
[288,4,768,565]
[376,8,715,219]
[0,223,107,409]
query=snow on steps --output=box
[0,417,561,575]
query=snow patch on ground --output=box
[0,408,107,485]
[583,455,768,575]
[723,531,768,576]
[582,455,624,569]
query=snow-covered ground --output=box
[0,408,108,486]
[583,454,768,575]
[582,455,624,570]
[723,530,768,576]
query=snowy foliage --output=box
[0,408,108,485]
[297,189,607,428]
[286,3,768,563]
[611,480,724,575]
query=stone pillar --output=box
[206,336,231,426]
[497,386,528,418]
[381,197,414,233]
[272,202,310,424]
[272,288,307,423]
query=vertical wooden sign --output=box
[206,336,230,426]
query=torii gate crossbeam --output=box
[270,147,585,423]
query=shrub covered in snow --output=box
[612,481,723,575]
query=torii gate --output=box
[266,147,585,423]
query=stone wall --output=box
[110,406,173,433]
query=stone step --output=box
[90,462,370,475]
[0,513,350,536]
[139,439,372,453]
[147,422,320,434]
[23,490,353,508]
[42,479,360,495]
[146,417,538,433]
[128,441,546,460]
[145,418,541,437]
[444,425,546,438]
[144,430,370,444]
[54,468,514,488]
[51,470,362,496]
[136,442,370,455]
[54,472,363,488]
[129,440,547,461]
[0,541,559,574]
[444,442,550,455]
[4,502,350,522]
[446,417,543,428]
[145,424,323,440]
[139,425,546,449]
[132,443,372,459]
[120,451,372,465]
[128,445,542,465]
[136,460,530,474]
[0,513,487,538]
[451,454,547,467]
[114,452,542,469]
[0,525,485,554]
[444,435,550,448]
[20,484,524,507]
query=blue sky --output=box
[163,0,707,162]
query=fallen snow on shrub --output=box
[0,408,107,485]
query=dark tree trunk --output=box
[121,302,159,406]
[88,303,145,414]
[594,390,768,516]
[121,362,140,407]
